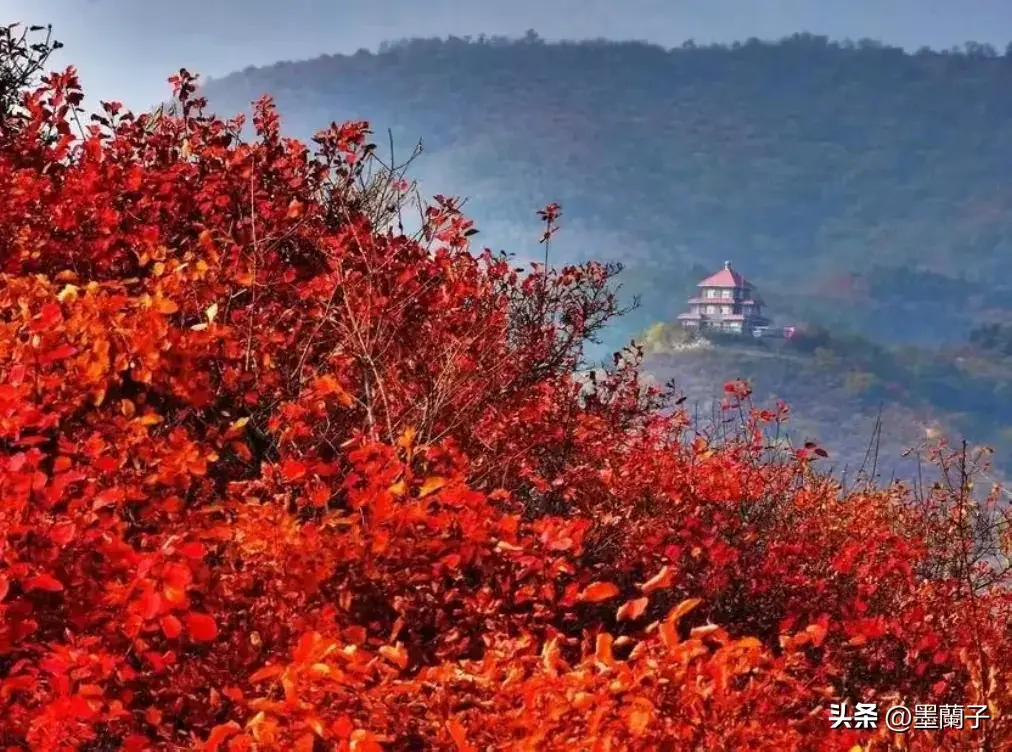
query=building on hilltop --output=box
[677,260,770,335]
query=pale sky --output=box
[5,0,1012,109]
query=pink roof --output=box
[697,261,752,289]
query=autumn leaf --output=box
[203,722,240,752]
[667,598,702,627]
[186,611,218,642]
[418,476,446,498]
[49,521,76,546]
[24,573,64,592]
[616,597,649,621]
[178,541,205,560]
[626,699,655,736]
[279,458,307,483]
[806,621,828,648]
[578,581,620,603]
[160,614,183,639]
[397,426,416,449]
[154,296,179,314]
[639,565,674,594]
[446,718,476,752]
[224,416,249,438]
[594,632,616,666]
[379,643,409,670]
[249,665,285,683]
[541,636,562,674]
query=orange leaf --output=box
[155,296,179,315]
[349,729,384,752]
[626,699,655,735]
[418,476,446,498]
[578,581,620,603]
[230,441,253,462]
[659,618,679,649]
[639,565,674,594]
[594,633,616,666]
[186,611,218,642]
[396,426,417,450]
[541,636,561,673]
[447,718,476,752]
[379,643,408,670]
[222,418,248,441]
[806,622,828,648]
[249,664,285,683]
[666,597,702,627]
[204,722,240,752]
[616,597,649,622]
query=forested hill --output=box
[200,33,1012,346]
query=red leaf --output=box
[49,521,76,546]
[178,541,205,560]
[186,611,218,642]
[25,573,64,592]
[160,614,183,639]
[578,582,620,603]
[139,591,162,620]
[279,458,307,483]
[39,343,77,364]
[94,456,120,473]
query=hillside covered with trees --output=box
[201,32,1012,346]
[642,322,1012,480]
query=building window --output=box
[722,306,731,315]
[721,289,732,299]
[706,305,716,314]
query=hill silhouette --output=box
[199,32,1012,347]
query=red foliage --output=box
[2,24,1012,751]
